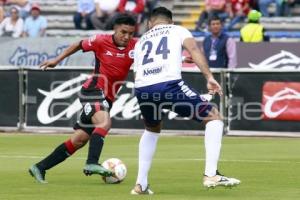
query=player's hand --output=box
[207,77,223,96]
[40,59,58,70]
[183,56,194,63]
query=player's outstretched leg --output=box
[29,129,89,183]
[83,127,113,177]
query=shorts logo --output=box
[84,103,92,115]
[128,50,134,59]
[102,100,109,108]
[178,81,196,97]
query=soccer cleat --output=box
[203,171,241,188]
[83,164,113,177]
[28,165,47,184]
[130,184,154,195]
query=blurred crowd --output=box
[195,0,300,32]
[0,0,47,38]
[0,0,299,39]
[0,0,158,38]
[73,0,158,32]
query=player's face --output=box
[113,24,135,47]
[209,20,222,35]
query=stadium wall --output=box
[1,37,300,69]
[0,67,300,137]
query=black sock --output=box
[86,134,104,164]
[36,143,71,171]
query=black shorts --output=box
[73,88,112,135]
[135,79,212,127]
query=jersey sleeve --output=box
[176,26,193,45]
[81,34,102,52]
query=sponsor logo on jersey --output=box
[116,53,125,58]
[105,50,113,56]
[262,81,300,121]
[143,67,162,76]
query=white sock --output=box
[136,129,159,191]
[204,120,224,177]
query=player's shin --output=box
[86,127,108,164]
[204,120,224,177]
[136,129,159,191]
[36,139,76,171]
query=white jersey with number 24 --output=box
[134,24,193,88]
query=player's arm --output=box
[183,38,223,96]
[40,41,82,70]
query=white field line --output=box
[0,154,299,164]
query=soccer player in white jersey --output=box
[130,7,241,195]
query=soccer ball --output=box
[101,158,127,184]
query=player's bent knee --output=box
[145,123,162,133]
[204,107,222,122]
[71,130,90,149]
[94,120,111,131]
[92,111,112,131]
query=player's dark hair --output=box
[150,6,172,20]
[113,13,137,26]
[208,15,222,25]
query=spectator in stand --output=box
[22,3,47,37]
[203,15,237,68]
[195,0,228,32]
[118,0,145,32]
[281,0,300,16]
[0,6,23,37]
[240,10,269,42]
[145,0,158,12]
[91,0,120,30]
[141,0,159,22]
[249,0,260,10]
[5,0,31,19]
[118,0,145,15]
[0,0,6,7]
[0,6,4,23]
[74,0,95,30]
[258,0,281,16]
[226,0,250,30]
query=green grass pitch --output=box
[0,134,299,200]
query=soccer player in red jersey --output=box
[29,14,137,183]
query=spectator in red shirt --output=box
[225,0,250,30]
[118,0,145,14]
[0,0,6,6]
[118,0,145,34]
[28,14,137,184]
[0,6,4,23]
